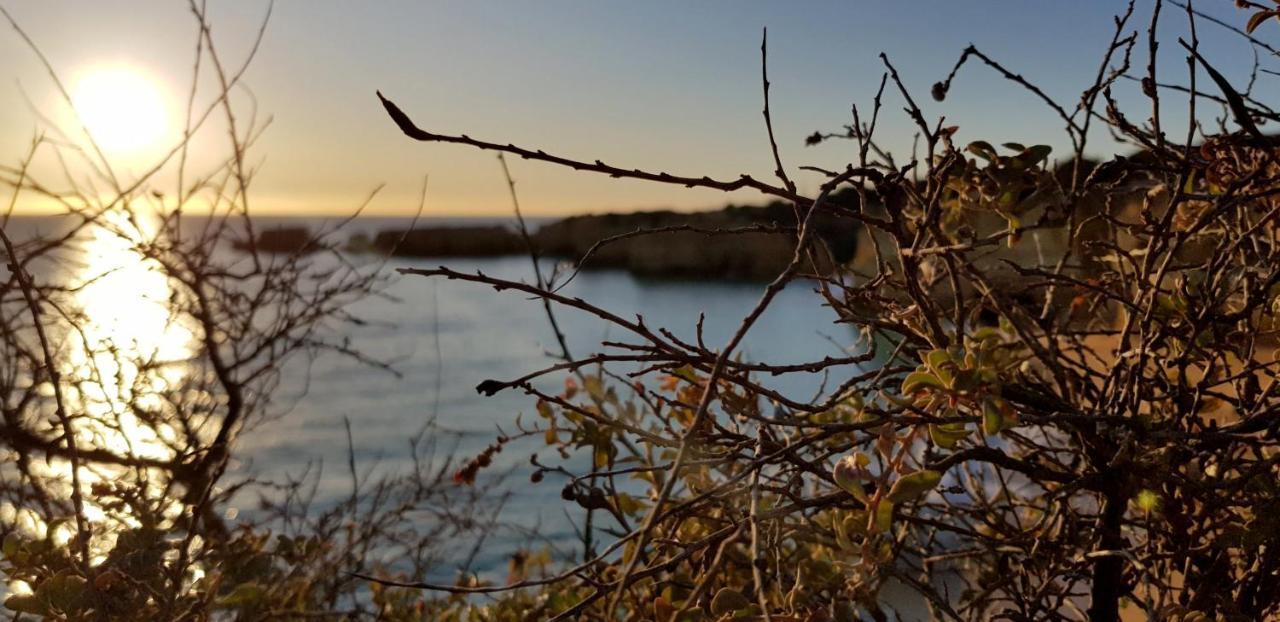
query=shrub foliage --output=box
[370,3,1280,621]
[7,2,1280,621]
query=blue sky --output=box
[1,1,1275,215]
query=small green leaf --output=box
[885,470,943,503]
[614,493,646,515]
[925,349,952,373]
[1006,215,1022,247]
[982,396,1013,436]
[873,501,895,532]
[834,513,855,551]
[901,371,945,395]
[583,375,605,401]
[969,326,1001,343]
[671,365,698,383]
[929,423,969,449]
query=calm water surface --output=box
[229,218,868,572]
[7,215,928,617]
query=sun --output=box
[71,66,171,155]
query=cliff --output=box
[373,226,526,257]
[532,201,859,280]
[234,226,319,254]
[240,198,864,280]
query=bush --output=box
[368,4,1280,621]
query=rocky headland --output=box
[368,199,862,280]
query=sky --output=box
[1,1,1277,216]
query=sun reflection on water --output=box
[26,211,199,537]
[66,212,193,463]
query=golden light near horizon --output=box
[70,65,171,155]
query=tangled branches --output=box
[0,4,504,619]
[373,3,1280,621]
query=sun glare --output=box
[71,66,171,155]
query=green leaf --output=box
[873,501,895,533]
[982,396,1013,436]
[885,470,943,503]
[614,493,646,515]
[901,371,945,395]
[535,400,553,419]
[924,349,954,376]
[1001,142,1026,152]
[834,513,855,551]
[929,423,970,449]
[671,365,698,383]
[925,348,950,370]
[583,375,605,401]
[969,326,1002,343]
[1006,215,1022,247]
[710,588,751,616]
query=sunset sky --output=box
[1,1,1275,216]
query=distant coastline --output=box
[240,198,861,281]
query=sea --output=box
[236,216,864,572]
[5,214,931,615]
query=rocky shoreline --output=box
[243,200,861,280]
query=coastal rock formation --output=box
[532,202,859,280]
[234,226,318,254]
[364,200,860,280]
[373,226,526,257]
[242,199,864,279]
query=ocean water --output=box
[4,214,936,615]
[210,217,867,573]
